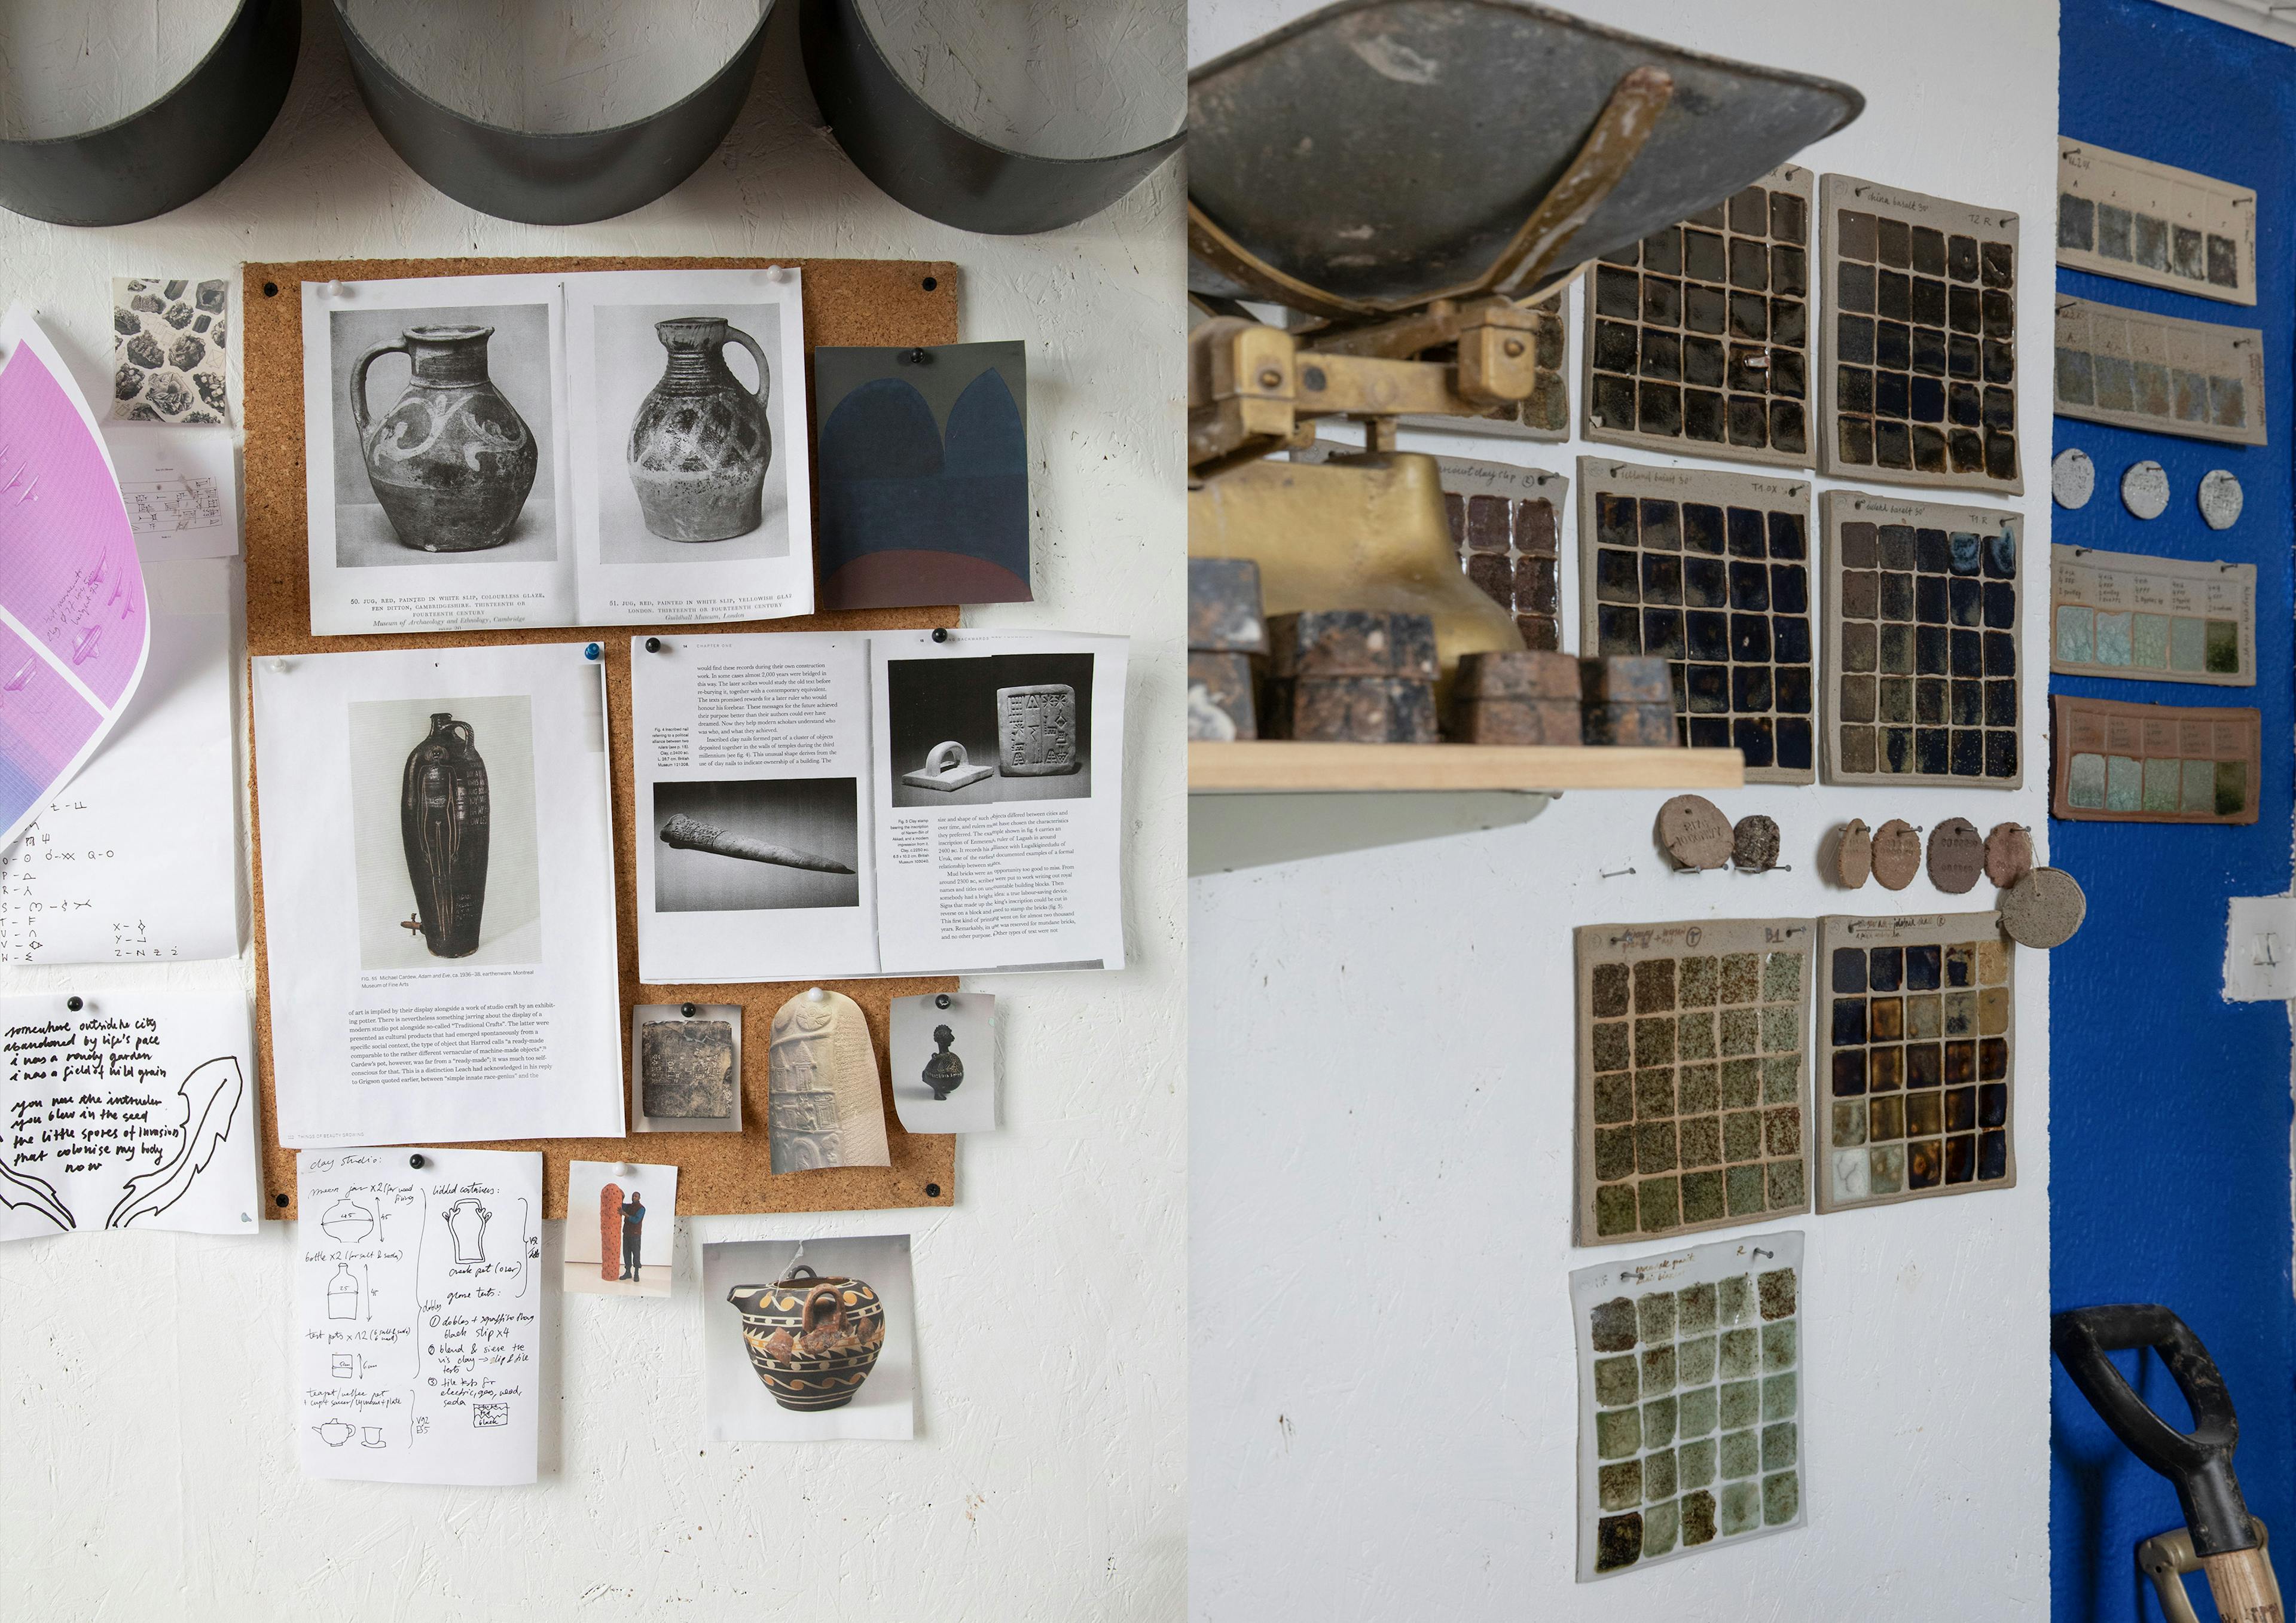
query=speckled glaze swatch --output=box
[112,277,230,424]
[1575,918,1814,1245]
[1571,1231,1807,1580]
[2049,545,2254,687]
[2050,693,2260,824]
[2052,297,2265,448]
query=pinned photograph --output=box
[703,1234,916,1441]
[889,991,996,1133]
[347,695,541,971]
[629,1003,743,1133]
[651,777,860,913]
[885,650,1094,811]
[767,988,890,1172]
[812,341,1031,610]
[564,1160,677,1297]
[112,276,230,424]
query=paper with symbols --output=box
[102,424,240,561]
[296,1147,542,1485]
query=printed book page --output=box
[302,269,811,635]
[296,1147,542,1485]
[251,642,624,1146]
[0,560,239,965]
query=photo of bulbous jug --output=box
[400,712,491,959]
[351,325,538,552]
[628,316,773,542]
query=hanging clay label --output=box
[1656,794,1732,870]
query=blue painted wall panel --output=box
[2053,3,2296,1619]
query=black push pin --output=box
[646,637,662,652]
[66,996,83,1012]
[935,993,952,1010]
[901,347,933,365]
[932,627,949,643]
[584,643,602,661]
[681,1002,697,1018]
[408,1153,426,1169]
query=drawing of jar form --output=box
[327,1263,358,1320]
[996,683,1079,777]
[400,713,490,959]
[923,1024,964,1099]
[442,1197,491,1263]
[628,316,771,542]
[726,1264,888,1411]
[350,325,538,552]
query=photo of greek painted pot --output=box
[400,711,490,958]
[628,316,772,542]
[727,1264,887,1410]
[351,325,538,552]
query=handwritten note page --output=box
[0,988,258,1241]
[102,424,240,561]
[0,307,152,853]
[0,560,237,964]
[296,1148,542,1485]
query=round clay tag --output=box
[2051,447,2095,510]
[1999,867,2087,949]
[2197,469,2243,531]
[1732,814,1781,873]
[1926,817,1984,894]
[1833,819,1873,888]
[1657,794,1733,870]
[1984,823,2033,889]
[1871,819,1922,891]
[2121,459,2170,520]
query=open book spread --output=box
[302,269,813,635]
[634,629,1126,980]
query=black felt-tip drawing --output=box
[443,1196,491,1263]
[0,1157,73,1232]
[107,1056,243,1227]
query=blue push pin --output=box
[584,643,602,661]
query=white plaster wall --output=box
[1189,2,2058,1617]
[0,4,1186,1618]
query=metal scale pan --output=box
[1189,0,1864,319]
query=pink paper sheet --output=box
[0,308,149,850]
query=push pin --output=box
[584,643,602,661]
[65,995,82,1011]
[269,658,291,673]
[932,627,950,643]
[408,1153,426,1169]
[645,637,662,652]
[935,993,952,1010]
[680,1002,697,1018]
[902,347,933,366]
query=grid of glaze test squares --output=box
[1576,919,1813,1244]
[1577,460,1814,782]
[1815,913,2015,1212]
[1820,490,2024,787]
[1437,454,1565,652]
[1819,175,2022,494]
[1582,164,1814,468]
[1570,1231,1806,1581]
[2049,694,2261,824]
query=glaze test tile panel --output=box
[2057,138,2257,306]
[1581,164,1815,469]
[1815,913,2016,1214]
[1819,490,2025,788]
[1818,175,2024,496]
[1399,288,1568,442]
[2052,297,2267,447]
[1436,453,1567,653]
[2050,693,2260,824]
[1570,1230,1807,1580]
[1577,459,1815,783]
[1575,919,1813,1246]
[2050,546,2255,686]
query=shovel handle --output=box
[2204,1546,2285,1623]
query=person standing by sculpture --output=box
[619,1189,646,1282]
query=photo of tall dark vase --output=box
[351,325,538,552]
[400,713,491,958]
[628,316,772,541]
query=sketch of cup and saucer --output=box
[359,1426,387,1449]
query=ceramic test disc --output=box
[1999,867,2087,948]
[2051,447,2095,509]
[1833,819,1873,888]
[1984,823,2033,889]
[1926,817,1984,894]
[2121,460,2170,519]
[1657,794,1733,870]
[1732,814,1781,873]
[2198,470,2243,531]
[1871,819,1922,891]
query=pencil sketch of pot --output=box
[628,316,771,542]
[351,325,538,552]
[401,713,490,958]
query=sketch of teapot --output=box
[313,1420,355,1448]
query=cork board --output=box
[243,256,961,1220]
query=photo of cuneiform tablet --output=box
[1821,490,2024,788]
[1816,913,2014,1212]
[1576,919,1813,1246]
[1570,1230,1807,1580]
[1819,175,2023,494]
[1578,459,1814,782]
[1582,164,1815,469]
[2050,694,2260,824]
[2057,139,2257,306]
[2052,298,2266,448]
[1399,289,1568,442]
[1436,453,1567,653]
[2050,546,2255,686]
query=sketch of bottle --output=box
[326,1263,358,1319]
[399,713,490,958]
[443,1196,491,1263]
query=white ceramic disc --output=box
[2120,460,2169,519]
[2198,469,2243,531]
[2051,447,2095,509]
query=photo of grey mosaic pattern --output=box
[112,277,229,424]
